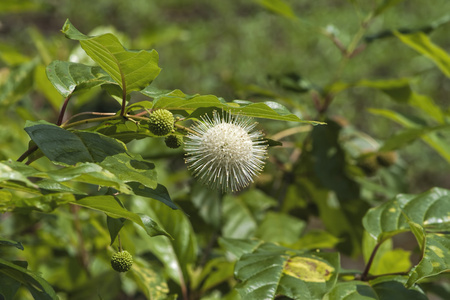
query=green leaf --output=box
[324,282,377,300]
[0,258,58,300]
[34,64,63,109]
[25,120,127,165]
[46,60,115,97]
[129,259,169,300]
[289,230,341,250]
[126,182,177,209]
[134,199,197,286]
[255,0,297,20]
[73,195,171,238]
[1,192,75,213]
[190,182,222,228]
[254,211,306,244]
[98,153,157,189]
[192,257,235,292]
[142,88,321,123]
[407,233,450,287]
[395,31,450,78]
[107,216,125,245]
[218,237,264,260]
[234,242,339,300]
[62,19,161,95]
[370,276,427,299]
[0,58,38,107]
[222,189,277,239]
[362,187,450,243]
[0,238,24,250]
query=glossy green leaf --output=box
[142,88,320,123]
[222,189,277,239]
[127,182,177,210]
[98,153,157,189]
[25,120,127,165]
[407,233,450,287]
[0,238,24,250]
[0,258,58,300]
[234,242,339,300]
[129,259,169,300]
[0,58,38,106]
[363,187,450,243]
[62,19,161,95]
[46,60,115,97]
[255,0,297,20]
[323,282,377,300]
[73,195,171,238]
[395,31,450,78]
[255,211,306,244]
[136,199,197,286]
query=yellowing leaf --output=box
[283,256,335,283]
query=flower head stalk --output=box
[184,111,267,192]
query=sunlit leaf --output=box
[62,19,161,95]
[363,187,450,243]
[46,60,115,97]
[129,259,169,300]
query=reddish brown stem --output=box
[57,95,72,126]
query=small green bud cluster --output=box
[111,250,133,272]
[165,135,183,149]
[148,109,174,136]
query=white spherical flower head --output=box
[184,112,268,192]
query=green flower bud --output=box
[111,250,133,272]
[148,109,174,136]
[165,135,183,149]
[376,151,397,167]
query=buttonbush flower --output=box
[184,111,268,192]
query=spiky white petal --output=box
[184,112,267,192]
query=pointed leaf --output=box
[127,182,178,210]
[25,120,127,165]
[135,200,197,286]
[107,216,125,245]
[62,19,161,95]
[0,238,24,250]
[73,195,171,238]
[363,187,450,243]
[142,88,321,123]
[256,0,297,20]
[46,60,115,97]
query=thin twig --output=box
[17,145,38,162]
[361,241,382,281]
